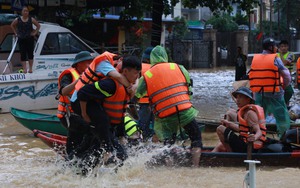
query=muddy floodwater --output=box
[1,67,299,188]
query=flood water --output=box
[1,67,299,187]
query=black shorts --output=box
[224,128,247,152]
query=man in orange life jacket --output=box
[137,47,155,140]
[70,51,135,120]
[135,46,202,167]
[77,55,141,164]
[57,51,94,155]
[212,87,267,152]
[249,37,291,138]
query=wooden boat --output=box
[33,129,66,156]
[34,128,300,167]
[197,118,300,132]
[10,107,67,136]
[147,145,300,167]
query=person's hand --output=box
[221,119,229,127]
[119,136,128,145]
[126,85,135,98]
[247,134,255,142]
[81,112,91,123]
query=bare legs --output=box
[21,60,33,73]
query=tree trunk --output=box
[151,0,163,46]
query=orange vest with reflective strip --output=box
[297,58,300,84]
[144,63,192,118]
[238,104,267,150]
[102,79,130,124]
[138,63,151,104]
[57,68,80,119]
[249,54,281,93]
[75,51,117,91]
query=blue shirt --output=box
[70,60,116,102]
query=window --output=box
[41,32,93,55]
[0,34,19,52]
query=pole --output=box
[270,0,273,37]
[244,160,261,188]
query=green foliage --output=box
[233,13,248,25]
[172,17,189,40]
[206,14,238,32]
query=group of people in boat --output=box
[56,36,297,174]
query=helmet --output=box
[72,51,94,68]
[232,86,254,103]
[262,37,276,50]
[142,47,154,62]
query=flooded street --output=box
[1,68,299,187]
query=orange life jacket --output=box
[100,79,130,124]
[144,63,192,118]
[75,51,117,91]
[249,54,281,93]
[138,63,151,104]
[297,58,300,84]
[238,104,267,149]
[57,68,80,119]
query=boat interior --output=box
[0,25,22,74]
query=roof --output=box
[92,14,176,22]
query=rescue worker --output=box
[137,47,155,140]
[76,55,141,170]
[70,51,135,118]
[277,40,295,107]
[57,51,94,156]
[249,37,291,138]
[135,45,202,167]
[212,87,267,152]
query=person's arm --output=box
[135,76,147,99]
[31,18,40,36]
[276,57,291,88]
[80,100,90,123]
[245,110,262,142]
[61,80,78,96]
[221,119,239,132]
[10,18,18,37]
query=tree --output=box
[37,0,259,46]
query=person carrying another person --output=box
[277,40,295,107]
[56,51,94,157]
[249,37,291,138]
[134,45,202,167]
[70,51,136,127]
[11,6,40,73]
[212,86,267,152]
[137,46,155,140]
[76,55,141,169]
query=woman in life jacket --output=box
[212,86,266,152]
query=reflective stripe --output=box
[170,63,175,70]
[94,82,112,97]
[145,71,153,78]
[124,116,138,136]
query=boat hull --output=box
[34,129,66,156]
[33,129,300,167]
[0,71,59,113]
[10,107,67,135]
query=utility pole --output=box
[270,0,273,37]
